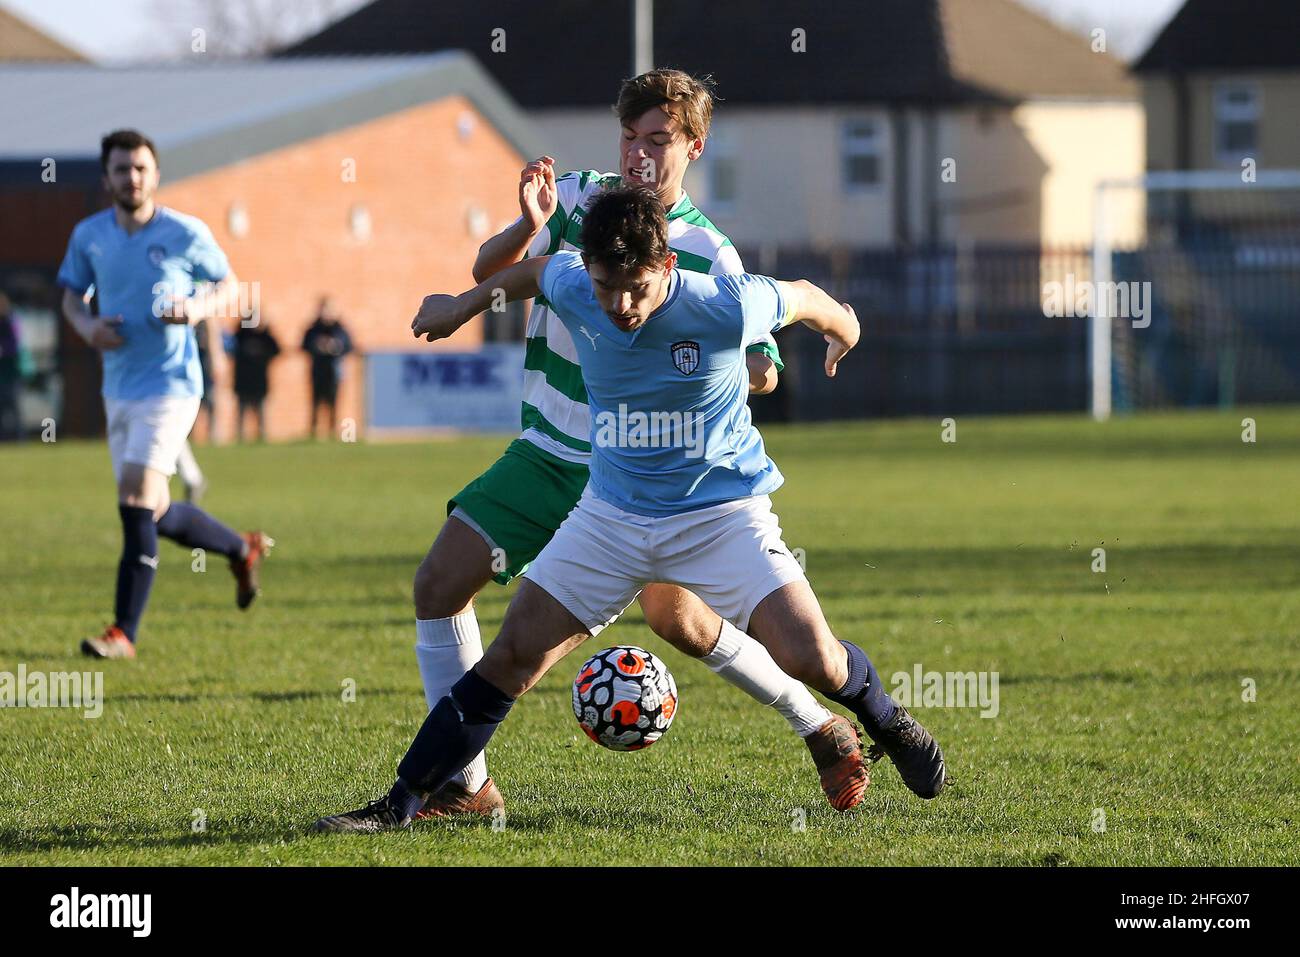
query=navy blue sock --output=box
[827,640,897,729]
[114,505,159,642]
[386,779,427,821]
[156,502,245,558]
[395,667,515,797]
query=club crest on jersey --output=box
[147,244,166,266]
[671,340,701,376]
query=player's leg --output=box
[83,458,169,658]
[666,497,946,799]
[313,579,590,833]
[639,584,832,736]
[83,398,174,657]
[156,497,271,609]
[409,514,497,813]
[176,439,206,503]
[125,396,274,611]
[637,583,863,810]
[411,439,590,817]
[405,580,591,798]
[314,491,643,833]
[749,583,945,799]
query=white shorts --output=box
[105,395,201,482]
[523,488,807,636]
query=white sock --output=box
[175,441,204,489]
[415,613,488,791]
[701,620,832,737]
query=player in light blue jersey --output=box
[542,248,787,516]
[314,186,946,832]
[57,129,273,659]
[405,70,859,821]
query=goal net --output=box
[1090,170,1300,419]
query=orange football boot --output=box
[804,715,870,811]
[415,778,505,820]
[80,625,136,659]
[231,531,274,609]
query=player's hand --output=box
[519,156,557,233]
[89,316,125,350]
[158,295,192,325]
[411,294,467,342]
[823,303,859,378]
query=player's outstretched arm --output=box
[471,156,558,282]
[775,279,860,378]
[412,256,551,343]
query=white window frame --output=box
[1213,81,1261,167]
[841,117,883,192]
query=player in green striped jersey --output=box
[406,71,866,820]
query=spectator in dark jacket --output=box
[232,310,280,442]
[302,296,353,439]
[195,316,217,441]
[0,292,25,441]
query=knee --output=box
[413,554,474,619]
[476,633,537,699]
[116,477,142,506]
[117,484,165,518]
[413,557,450,616]
[770,630,846,693]
[646,608,716,658]
[641,595,680,645]
[641,588,718,658]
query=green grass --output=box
[1,408,1297,866]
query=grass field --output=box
[1,408,1297,866]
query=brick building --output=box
[0,53,541,440]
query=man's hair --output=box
[580,186,670,275]
[100,129,158,172]
[615,69,716,141]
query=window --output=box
[1214,82,1260,165]
[707,125,738,212]
[842,118,881,190]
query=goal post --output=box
[1090,169,1300,420]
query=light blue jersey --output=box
[540,250,794,517]
[57,206,229,400]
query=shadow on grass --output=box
[287,553,426,571]
[110,686,419,705]
[0,650,87,665]
[995,668,1246,686]
[0,821,303,853]
[0,806,701,854]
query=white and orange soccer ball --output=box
[572,646,678,751]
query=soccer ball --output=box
[572,646,678,751]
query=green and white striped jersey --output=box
[518,169,781,463]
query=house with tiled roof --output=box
[0,6,85,61]
[1135,0,1300,173]
[284,0,1146,250]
